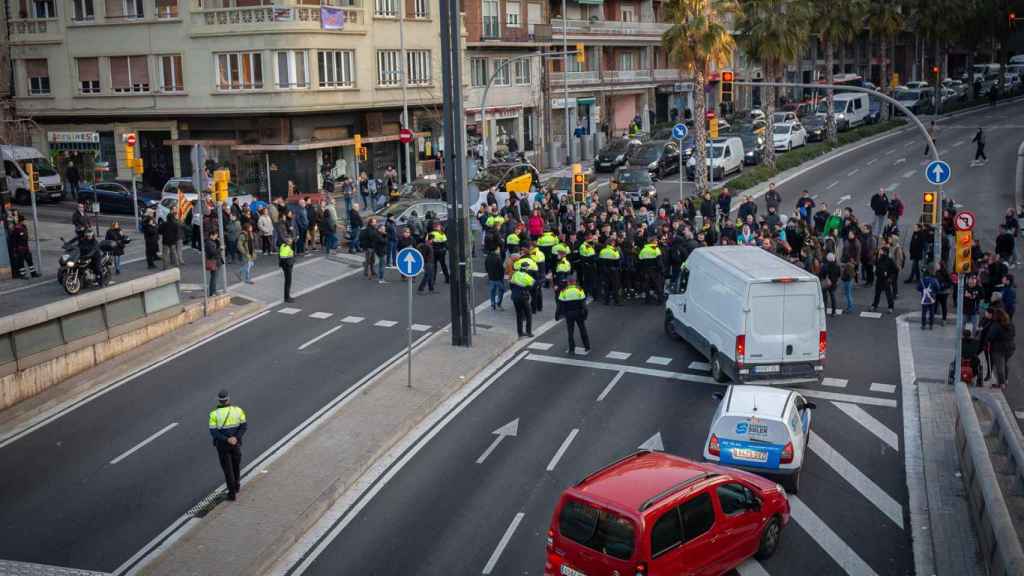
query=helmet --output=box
[83,228,95,239]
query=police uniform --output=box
[556,282,590,353]
[536,231,558,277]
[279,241,295,302]
[577,240,597,298]
[553,255,572,292]
[209,391,247,500]
[429,228,450,284]
[528,247,546,311]
[509,266,535,337]
[598,243,622,305]
[637,240,664,304]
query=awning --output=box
[577,0,603,4]
[576,97,596,105]
[161,139,240,147]
[230,131,431,152]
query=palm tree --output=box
[867,0,903,110]
[735,0,813,168]
[813,0,867,144]
[662,0,738,195]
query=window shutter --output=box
[130,56,149,85]
[25,59,48,77]
[104,0,122,17]
[78,58,99,82]
[110,56,130,88]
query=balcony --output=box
[550,18,670,39]
[551,69,657,86]
[603,69,652,82]
[654,68,680,81]
[8,18,64,44]
[549,71,601,85]
[191,4,365,36]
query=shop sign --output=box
[672,82,695,93]
[47,131,100,144]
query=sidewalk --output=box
[903,315,986,576]
[138,293,557,576]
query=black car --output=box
[594,138,642,172]
[733,130,765,165]
[625,140,678,178]
[612,167,657,207]
[79,181,156,215]
[654,135,695,177]
[803,116,827,142]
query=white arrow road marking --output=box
[827,181,839,190]
[476,418,519,464]
[482,512,525,575]
[894,157,907,165]
[547,428,579,471]
[901,170,915,179]
[638,432,664,451]
[110,422,179,465]
[838,194,852,205]
[847,169,859,176]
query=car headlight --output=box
[648,161,658,170]
[836,113,845,120]
[66,261,76,268]
[745,151,754,157]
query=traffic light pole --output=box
[954,274,965,384]
[28,176,41,275]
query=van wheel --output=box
[710,353,728,383]
[664,313,682,341]
[783,470,801,493]
[755,517,782,560]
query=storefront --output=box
[46,131,101,185]
[464,106,532,162]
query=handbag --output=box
[205,258,218,272]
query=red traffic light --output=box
[722,71,734,82]
[932,66,940,74]
[706,111,716,118]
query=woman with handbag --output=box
[205,230,223,296]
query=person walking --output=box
[159,212,182,269]
[509,256,535,337]
[429,222,451,284]
[10,213,39,278]
[841,259,856,313]
[279,236,295,303]
[417,234,436,294]
[485,246,505,310]
[871,246,897,314]
[820,252,840,316]
[64,161,81,201]
[143,213,159,269]
[869,189,889,238]
[348,203,363,253]
[205,230,222,296]
[208,390,247,501]
[923,120,936,156]
[237,222,256,284]
[906,223,926,284]
[556,277,590,354]
[971,126,987,165]
[919,268,940,329]
[373,223,387,284]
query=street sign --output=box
[399,128,414,144]
[125,133,137,146]
[925,160,951,185]
[397,247,424,277]
[672,123,688,141]
[954,210,976,231]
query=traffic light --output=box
[213,169,231,202]
[720,70,734,104]
[955,230,973,273]
[133,158,144,176]
[1010,12,1017,28]
[359,146,369,161]
[571,163,586,203]
[921,191,938,225]
[708,113,719,139]
[575,43,585,64]
[932,65,940,76]
[353,134,362,161]
[124,144,135,162]
[25,163,37,193]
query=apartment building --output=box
[6,0,443,196]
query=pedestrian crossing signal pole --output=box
[24,163,42,274]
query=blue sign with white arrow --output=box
[397,247,424,277]
[672,123,689,141]
[925,160,951,185]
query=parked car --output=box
[780,101,815,119]
[814,92,869,130]
[905,80,930,90]
[894,88,934,114]
[772,122,807,152]
[686,137,744,180]
[2,145,63,204]
[803,115,827,142]
[625,140,678,177]
[160,176,254,205]
[733,130,765,165]
[942,78,968,101]
[612,167,657,207]
[594,137,642,172]
[771,111,799,125]
[544,451,790,576]
[377,199,449,228]
[79,181,157,215]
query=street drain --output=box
[188,491,227,518]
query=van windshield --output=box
[815,100,849,114]
[19,158,57,177]
[558,498,636,561]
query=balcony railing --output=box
[549,70,601,85]
[551,69,660,86]
[603,69,652,81]
[193,4,363,32]
[654,68,680,81]
[9,18,64,44]
[551,18,670,37]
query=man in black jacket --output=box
[906,223,926,283]
[485,247,505,310]
[555,277,590,354]
[871,246,898,313]
[870,189,889,237]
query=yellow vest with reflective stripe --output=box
[279,244,294,258]
[579,243,596,257]
[553,243,570,257]
[638,243,662,260]
[537,232,558,247]
[486,215,505,228]
[599,246,620,260]
[530,247,545,263]
[514,257,538,272]
[555,259,571,273]
[209,406,247,430]
[506,232,521,246]
[558,286,586,301]
[430,230,448,243]
[511,270,535,287]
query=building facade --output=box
[7,0,444,197]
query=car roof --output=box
[572,451,718,514]
[724,385,793,418]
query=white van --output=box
[665,246,827,385]
[814,93,869,130]
[2,145,63,204]
[686,137,744,181]
[704,384,815,492]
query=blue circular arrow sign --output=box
[397,247,424,277]
[925,160,951,185]
[672,123,689,141]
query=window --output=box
[374,0,396,17]
[376,50,400,86]
[105,0,144,19]
[679,492,715,542]
[25,60,50,95]
[159,54,184,92]
[110,56,149,92]
[216,52,263,91]
[506,0,520,26]
[716,483,753,516]
[620,5,634,21]
[318,50,355,88]
[651,509,683,557]
[156,0,178,18]
[72,0,94,20]
[406,50,431,85]
[493,58,510,86]
[618,52,635,71]
[514,59,530,85]
[77,58,100,93]
[33,0,55,18]
[275,50,308,89]
[557,499,636,561]
[482,0,499,37]
[470,57,488,87]
[412,0,428,18]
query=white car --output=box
[772,122,807,152]
[704,384,816,492]
[160,176,255,206]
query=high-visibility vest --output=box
[555,259,571,274]
[430,230,448,243]
[558,286,586,301]
[599,246,621,260]
[579,243,596,258]
[486,215,506,229]
[638,243,662,260]
[209,405,247,431]
[536,233,558,247]
[514,257,538,272]
[552,243,571,258]
[530,247,545,263]
[279,243,294,258]
[511,270,535,288]
[506,232,521,246]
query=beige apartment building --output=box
[6,0,444,196]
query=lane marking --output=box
[832,402,900,452]
[827,181,839,190]
[904,141,914,147]
[847,169,859,176]
[528,342,553,351]
[482,512,525,574]
[953,140,965,147]
[689,361,710,371]
[646,356,672,366]
[885,148,896,155]
[811,194,819,200]
[797,388,897,408]
[860,311,883,319]
[410,324,431,332]
[606,351,631,360]
[341,316,364,324]
[298,325,343,351]
[573,349,590,356]
[309,312,333,320]
[870,383,896,394]
[597,371,625,402]
[808,432,904,529]
[0,278,51,296]
[901,170,915,179]
[109,422,179,465]
[821,377,848,388]
[638,432,664,451]
[475,419,519,464]
[278,307,301,315]
[547,428,580,471]
[789,496,880,576]
[736,559,772,576]
[884,182,900,192]
[1015,411,1024,420]
[374,320,398,327]
[472,272,488,279]
[867,157,878,166]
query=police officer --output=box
[552,252,572,293]
[536,228,558,279]
[509,255,535,337]
[556,277,590,354]
[577,234,597,299]
[598,238,622,305]
[279,236,295,303]
[637,238,664,304]
[429,222,450,284]
[209,390,247,501]
[527,244,546,310]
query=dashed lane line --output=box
[597,371,625,402]
[866,157,878,166]
[481,512,525,575]
[860,311,883,319]
[109,422,179,465]
[410,324,431,332]
[827,181,839,190]
[546,428,579,471]
[822,377,848,388]
[278,307,301,315]
[606,351,632,360]
[298,325,343,351]
[953,140,965,147]
[901,170,915,179]
[789,496,880,576]
[832,402,900,452]
[341,316,365,324]
[885,148,896,155]
[847,169,859,176]
[870,383,896,394]
[374,320,398,327]
[736,560,771,576]
[309,312,333,319]
[646,356,672,366]
[808,432,904,529]
[528,342,553,351]
[689,361,710,371]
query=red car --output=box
[545,451,789,576]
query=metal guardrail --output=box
[954,381,1024,576]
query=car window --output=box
[651,508,683,557]
[716,483,751,516]
[4,161,20,178]
[558,499,636,561]
[854,98,863,110]
[679,492,715,542]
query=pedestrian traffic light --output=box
[575,43,585,64]
[720,70,734,104]
[133,158,144,176]
[932,65,940,77]
[213,168,230,202]
[25,163,37,193]
[124,144,135,161]
[709,114,719,139]
[921,191,938,225]
[359,146,369,161]
[955,230,973,273]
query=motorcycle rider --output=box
[76,227,104,282]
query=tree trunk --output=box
[763,60,777,169]
[825,37,837,145]
[880,35,891,119]
[693,67,708,195]
[866,29,874,85]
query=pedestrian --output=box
[871,246,897,314]
[981,308,1015,388]
[869,188,889,237]
[64,161,80,201]
[208,390,247,501]
[764,182,782,213]
[386,215,398,267]
[429,222,450,284]
[1000,274,1017,318]
[143,213,159,269]
[935,260,952,324]
[10,213,39,278]
[257,207,273,255]
[971,126,987,165]
[919,268,940,329]
[191,200,204,249]
[923,120,936,156]
[72,201,90,236]
[373,223,388,284]
[159,212,182,269]
[294,197,309,255]
[205,230,222,296]
[485,246,505,310]
[841,259,856,312]
[416,234,436,294]
[322,200,338,254]
[509,255,535,337]
[556,277,590,354]
[964,274,982,328]
[820,252,840,315]
[906,223,926,284]
[237,222,256,284]
[996,225,1015,266]
[279,236,295,302]
[348,203,363,253]
[224,212,241,264]
[362,217,378,279]
[104,221,127,274]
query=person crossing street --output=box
[208,390,247,501]
[971,126,987,165]
[510,255,535,337]
[556,277,590,354]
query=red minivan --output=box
[545,451,790,576]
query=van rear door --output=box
[746,282,786,365]
[782,280,822,362]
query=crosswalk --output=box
[276,306,435,352]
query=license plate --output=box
[732,447,769,463]
[755,365,780,373]
[561,565,586,576]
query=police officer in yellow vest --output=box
[598,238,623,306]
[209,390,247,501]
[536,229,558,279]
[577,235,597,298]
[556,277,590,354]
[429,223,450,284]
[505,224,523,263]
[553,253,572,292]
[279,238,295,303]
[637,238,664,304]
[509,256,535,337]
[528,244,546,312]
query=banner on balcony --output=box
[321,6,346,29]
[272,7,293,20]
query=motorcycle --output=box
[57,237,116,295]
